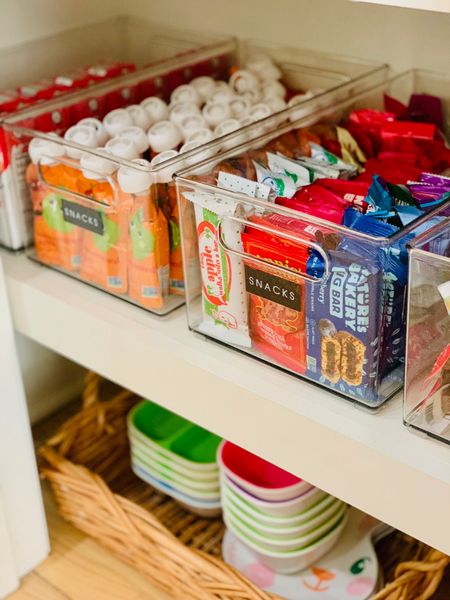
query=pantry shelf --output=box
[3,250,450,556]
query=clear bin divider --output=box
[216,214,330,284]
[36,155,120,211]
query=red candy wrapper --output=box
[381,120,436,144]
[276,183,347,224]
[349,109,395,134]
[356,158,423,185]
[0,91,21,114]
[318,178,370,212]
[408,93,444,131]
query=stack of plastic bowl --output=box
[128,400,222,517]
[218,441,348,574]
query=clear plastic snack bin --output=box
[0,16,234,250]
[405,219,450,443]
[5,42,387,315]
[175,69,450,407]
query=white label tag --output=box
[217,171,271,200]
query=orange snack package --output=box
[151,151,184,297]
[27,138,82,271]
[78,153,128,294]
[118,159,170,309]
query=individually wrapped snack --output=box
[213,152,261,180]
[408,93,444,131]
[242,221,307,373]
[184,191,251,347]
[266,153,312,186]
[357,158,422,185]
[149,151,183,296]
[305,250,383,400]
[27,138,83,271]
[336,127,367,169]
[309,142,357,177]
[119,158,170,308]
[381,121,436,144]
[420,172,450,186]
[319,178,370,212]
[253,161,297,198]
[276,184,347,225]
[78,153,128,293]
[365,175,394,218]
[395,205,424,226]
[348,109,395,133]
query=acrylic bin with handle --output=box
[405,219,450,444]
[0,16,235,250]
[175,69,450,407]
[5,42,387,315]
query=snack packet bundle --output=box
[28,50,322,311]
[241,214,311,373]
[190,87,450,401]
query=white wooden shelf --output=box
[3,250,450,556]
[352,0,450,12]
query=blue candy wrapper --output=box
[365,175,394,217]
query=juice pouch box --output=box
[78,154,129,294]
[27,138,82,271]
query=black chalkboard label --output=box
[62,199,103,235]
[245,265,301,310]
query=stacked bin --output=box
[8,40,387,314]
[405,218,450,443]
[0,16,234,250]
[175,69,450,407]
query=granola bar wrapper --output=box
[305,249,383,403]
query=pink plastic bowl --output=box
[218,441,312,501]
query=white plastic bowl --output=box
[132,462,222,518]
[224,503,347,553]
[218,441,312,501]
[131,449,220,493]
[130,435,219,482]
[127,420,219,472]
[132,455,220,501]
[224,511,348,574]
[222,477,334,526]
[222,474,327,518]
[223,491,345,539]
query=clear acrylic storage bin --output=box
[0,16,234,250]
[175,69,450,407]
[405,219,450,443]
[5,42,386,315]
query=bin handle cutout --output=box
[36,155,119,211]
[217,214,330,284]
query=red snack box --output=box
[381,120,436,142]
[17,79,59,103]
[86,60,136,81]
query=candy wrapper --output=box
[276,184,348,224]
[254,161,297,198]
[318,179,370,212]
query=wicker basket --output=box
[40,373,449,600]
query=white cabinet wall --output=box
[128,0,450,73]
[0,0,449,593]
